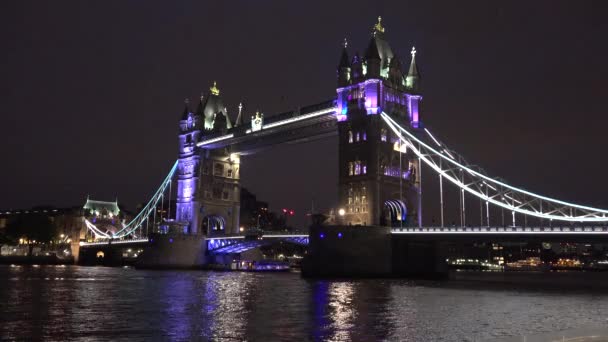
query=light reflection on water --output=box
[1,265,608,341]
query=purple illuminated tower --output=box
[336,17,423,227]
[175,83,241,236]
[176,99,202,234]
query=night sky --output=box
[1,1,607,227]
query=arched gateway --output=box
[175,17,423,234]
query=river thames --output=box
[1,265,608,341]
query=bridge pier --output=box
[135,234,207,269]
[302,225,448,278]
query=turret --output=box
[405,47,420,91]
[234,102,244,127]
[337,38,351,87]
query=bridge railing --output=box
[391,226,608,234]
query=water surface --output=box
[1,265,607,341]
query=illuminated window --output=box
[348,162,354,176]
[214,163,224,176]
[227,169,233,178]
[354,161,361,175]
[356,132,360,142]
[355,207,360,213]
[348,197,353,205]
[363,132,367,141]
[348,130,353,143]
[362,195,367,204]
[381,129,387,142]
[355,195,360,203]
[362,162,367,174]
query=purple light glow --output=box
[338,232,343,238]
[319,233,325,239]
[169,238,173,243]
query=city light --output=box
[338,208,345,216]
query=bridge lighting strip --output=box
[113,161,178,238]
[84,219,111,238]
[391,230,608,235]
[197,134,235,147]
[383,113,608,215]
[79,238,149,247]
[205,236,245,241]
[381,113,608,222]
[202,107,337,141]
[424,128,442,147]
[261,107,337,130]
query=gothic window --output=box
[362,186,366,194]
[355,195,360,203]
[214,163,224,176]
[356,132,360,142]
[348,197,353,205]
[362,162,367,175]
[348,130,353,143]
[362,195,367,204]
[227,169,233,178]
[354,161,361,175]
[355,207,360,213]
[363,131,367,141]
[348,162,354,176]
[381,129,387,142]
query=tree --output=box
[5,214,57,256]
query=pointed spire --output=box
[365,36,381,60]
[195,93,205,116]
[181,98,191,120]
[210,81,220,96]
[406,46,420,90]
[339,38,350,68]
[235,102,243,126]
[373,16,385,35]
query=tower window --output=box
[214,163,224,176]
[354,161,361,175]
[363,131,367,141]
[348,162,354,176]
[348,130,353,143]
[362,162,367,175]
[381,129,387,142]
[356,132,360,142]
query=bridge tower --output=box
[336,17,423,227]
[176,99,202,234]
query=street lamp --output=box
[338,208,345,216]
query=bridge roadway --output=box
[80,225,608,249]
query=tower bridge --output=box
[79,17,608,274]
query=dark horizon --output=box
[2,1,608,227]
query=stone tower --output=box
[336,17,423,227]
[176,99,202,234]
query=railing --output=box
[79,238,150,247]
[391,226,608,234]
